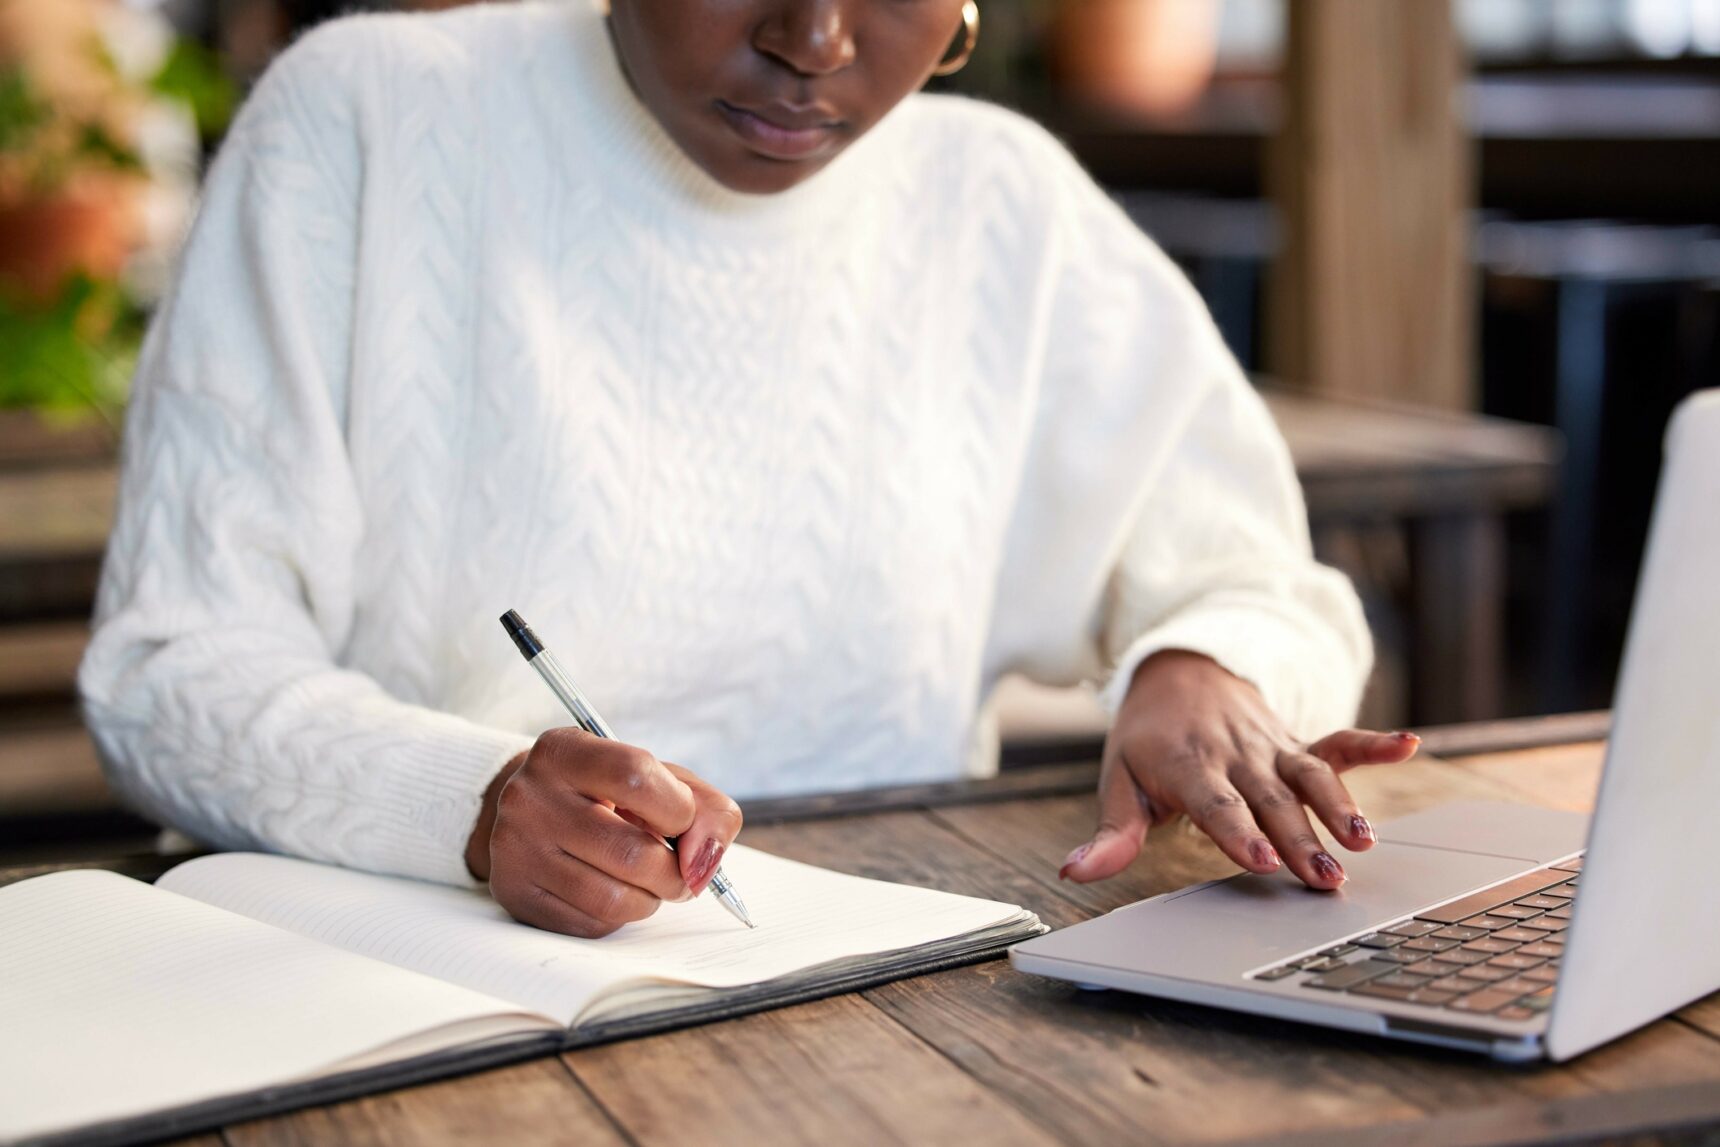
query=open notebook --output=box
[1,846,1044,1146]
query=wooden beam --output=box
[1268,0,1474,410]
[0,724,108,815]
[0,621,87,699]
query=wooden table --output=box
[28,733,1711,1147]
[1263,390,1559,726]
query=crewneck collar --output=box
[558,0,885,233]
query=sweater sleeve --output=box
[78,27,533,886]
[984,135,1372,742]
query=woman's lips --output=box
[716,100,841,161]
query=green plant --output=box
[151,38,236,142]
[0,274,138,424]
[0,2,233,424]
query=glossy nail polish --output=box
[1058,843,1091,881]
[1392,731,1421,744]
[1311,851,1346,885]
[1349,814,1377,843]
[1250,839,1282,871]
[688,838,722,892]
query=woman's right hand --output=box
[464,727,744,938]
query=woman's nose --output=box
[754,0,857,77]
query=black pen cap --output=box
[499,609,545,660]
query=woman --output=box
[81,0,1417,939]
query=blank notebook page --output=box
[158,846,1025,1026]
[0,871,552,1143]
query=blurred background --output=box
[1,0,1716,860]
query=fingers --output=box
[1181,776,1285,877]
[662,762,744,895]
[1230,761,1345,889]
[1088,651,1420,894]
[536,727,698,838]
[484,729,739,935]
[561,798,689,903]
[505,885,617,939]
[1307,729,1421,772]
[1276,748,1377,855]
[491,849,662,938]
[1060,754,1151,883]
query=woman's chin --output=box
[706,150,838,196]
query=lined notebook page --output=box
[158,846,1025,1026]
[0,871,555,1144]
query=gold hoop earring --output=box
[932,2,979,77]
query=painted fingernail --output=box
[1393,731,1421,743]
[687,838,722,893]
[1058,843,1091,881]
[1311,851,1346,886]
[1250,839,1282,870]
[1350,814,1376,843]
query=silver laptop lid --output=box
[1547,390,1720,1061]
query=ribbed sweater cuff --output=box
[1098,604,1366,743]
[368,716,537,887]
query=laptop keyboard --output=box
[1250,855,1583,1022]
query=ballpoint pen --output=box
[499,609,755,929]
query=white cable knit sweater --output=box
[80,0,1372,887]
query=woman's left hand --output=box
[1059,650,1421,890]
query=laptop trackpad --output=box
[1173,841,1526,926]
[1061,843,1536,981]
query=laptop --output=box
[1010,389,1720,1062]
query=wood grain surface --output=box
[1266,0,1472,412]
[72,741,1720,1145]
